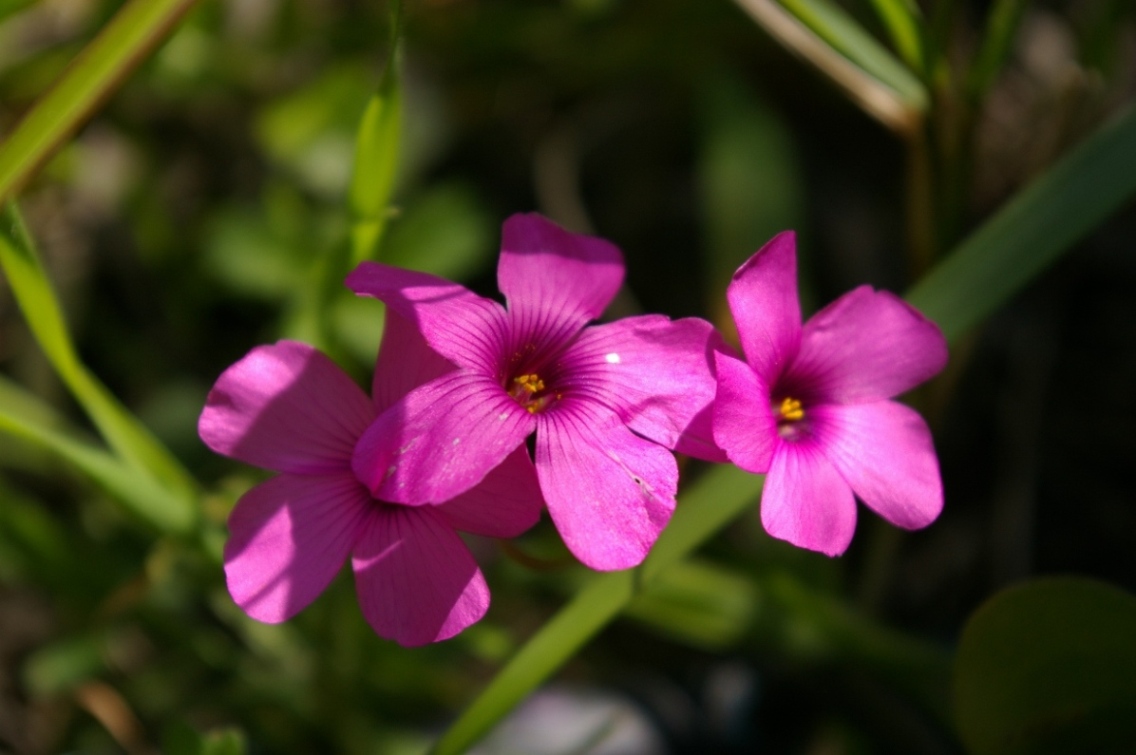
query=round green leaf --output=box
[954,577,1136,755]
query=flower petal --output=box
[712,351,777,474]
[372,310,458,415]
[224,472,370,623]
[761,441,856,556]
[788,286,948,404]
[812,401,943,530]
[346,262,508,375]
[200,341,373,474]
[535,401,677,571]
[498,213,624,350]
[352,505,489,646]
[352,370,537,505]
[436,445,545,538]
[726,231,802,385]
[556,314,728,461]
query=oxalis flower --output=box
[198,313,542,646]
[346,213,725,571]
[714,231,949,556]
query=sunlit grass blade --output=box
[864,0,925,73]
[734,0,925,135]
[349,0,404,264]
[906,104,1136,342]
[0,0,202,204]
[0,376,194,534]
[0,203,198,526]
[966,0,1030,99]
[431,465,763,755]
[776,0,927,109]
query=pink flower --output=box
[346,213,725,571]
[714,232,948,556]
[198,313,543,646]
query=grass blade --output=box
[0,0,201,204]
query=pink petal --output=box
[346,262,508,376]
[788,287,948,404]
[761,441,857,556]
[352,504,489,646]
[497,214,624,351]
[811,401,943,530]
[712,351,777,474]
[224,472,370,623]
[437,445,545,538]
[535,400,677,571]
[726,231,802,386]
[556,314,728,462]
[351,370,537,505]
[372,310,457,415]
[200,341,373,474]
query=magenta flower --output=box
[346,213,724,571]
[714,232,948,556]
[198,313,543,646]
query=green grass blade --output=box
[0,376,194,534]
[778,0,928,110]
[349,0,404,264]
[966,0,1030,99]
[0,203,198,526]
[864,0,925,72]
[431,465,763,755]
[0,0,201,204]
[906,104,1136,342]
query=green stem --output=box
[0,0,202,204]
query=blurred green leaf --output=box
[966,0,1029,99]
[0,375,195,534]
[954,578,1136,754]
[431,465,764,755]
[23,633,105,696]
[255,65,374,198]
[0,0,34,24]
[906,104,1136,342]
[383,182,495,280]
[698,76,804,294]
[349,10,404,263]
[0,204,197,532]
[0,0,202,203]
[778,0,928,110]
[627,558,758,649]
[165,722,248,755]
[865,0,924,72]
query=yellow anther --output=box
[514,374,545,393]
[779,397,804,422]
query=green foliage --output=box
[955,578,1136,754]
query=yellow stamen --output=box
[514,374,545,393]
[779,397,804,421]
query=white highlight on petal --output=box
[604,352,621,364]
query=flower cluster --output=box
[200,214,947,645]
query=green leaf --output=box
[777,0,928,110]
[431,465,764,755]
[0,375,195,534]
[698,75,804,296]
[0,204,197,532]
[966,0,1029,99]
[864,0,925,72]
[954,578,1136,754]
[0,0,203,204]
[349,0,404,264]
[906,104,1136,342]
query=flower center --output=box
[508,373,559,414]
[775,396,806,440]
